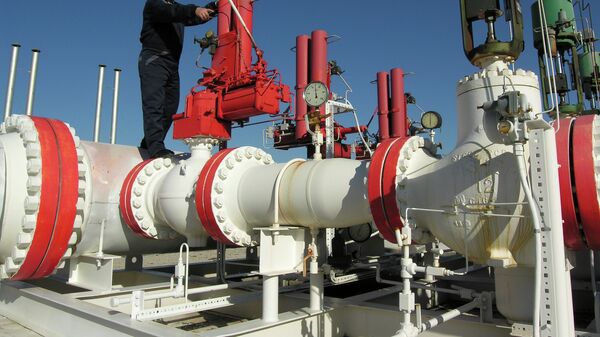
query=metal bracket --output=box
[67,254,120,291]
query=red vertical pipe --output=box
[310,30,328,112]
[390,68,407,138]
[295,35,310,140]
[377,72,390,141]
[217,0,232,36]
[237,0,254,74]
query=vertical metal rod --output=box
[93,65,106,142]
[4,44,20,120]
[25,49,40,116]
[110,68,121,144]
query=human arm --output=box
[145,0,203,23]
[185,7,214,26]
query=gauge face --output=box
[348,223,373,243]
[421,111,442,129]
[303,81,329,108]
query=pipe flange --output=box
[367,137,416,243]
[0,115,83,280]
[554,118,586,250]
[197,147,274,247]
[572,115,600,250]
[1,115,42,277]
[120,158,180,240]
[395,137,425,207]
[457,67,538,85]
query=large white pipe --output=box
[238,158,372,229]
[93,65,106,143]
[110,68,121,144]
[25,49,40,116]
[4,44,20,120]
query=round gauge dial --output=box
[347,223,373,243]
[303,81,329,108]
[421,111,442,129]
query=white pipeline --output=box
[420,298,480,332]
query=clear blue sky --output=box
[0,1,547,159]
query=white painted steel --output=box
[528,124,575,337]
[0,131,28,277]
[25,50,40,116]
[262,275,279,323]
[238,158,371,229]
[309,261,323,312]
[110,68,121,144]
[74,142,184,256]
[399,62,541,267]
[155,139,214,246]
[93,65,105,143]
[4,44,20,120]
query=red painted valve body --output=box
[173,0,291,141]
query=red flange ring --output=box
[30,119,80,278]
[196,148,237,246]
[381,137,411,236]
[554,118,586,250]
[368,138,412,243]
[11,117,80,280]
[572,115,600,250]
[11,118,61,280]
[119,159,155,239]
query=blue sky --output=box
[0,1,549,159]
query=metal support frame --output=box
[325,101,335,159]
[526,119,575,337]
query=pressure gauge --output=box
[347,223,373,243]
[303,81,329,107]
[420,111,442,129]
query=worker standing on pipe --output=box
[139,0,216,158]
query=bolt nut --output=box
[218,168,229,180]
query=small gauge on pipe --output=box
[420,111,442,129]
[347,223,373,243]
[303,81,329,108]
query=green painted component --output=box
[579,52,600,78]
[558,104,579,115]
[532,0,577,50]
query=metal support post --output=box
[93,65,105,142]
[526,119,575,337]
[4,44,20,120]
[110,68,121,144]
[309,229,323,312]
[25,49,40,116]
[262,275,279,323]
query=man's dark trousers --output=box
[139,49,180,157]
